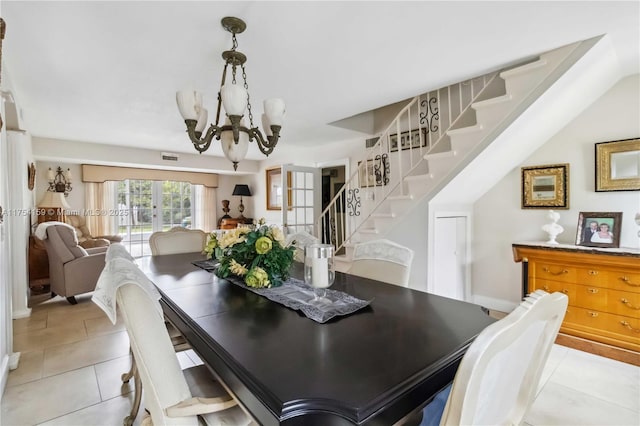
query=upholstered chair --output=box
[418,290,568,426]
[95,258,253,425]
[65,214,122,249]
[347,239,414,287]
[284,231,320,263]
[149,227,207,255]
[35,222,107,304]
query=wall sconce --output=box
[232,184,252,222]
[47,166,72,196]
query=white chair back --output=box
[149,227,207,256]
[348,239,414,287]
[117,281,198,425]
[285,231,320,263]
[440,290,568,425]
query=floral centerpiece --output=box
[204,219,295,288]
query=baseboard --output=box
[9,352,20,370]
[556,333,640,366]
[472,295,518,313]
[0,354,9,400]
[12,307,31,319]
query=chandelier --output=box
[176,17,285,171]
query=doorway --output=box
[321,165,346,252]
[116,180,193,257]
[432,215,469,301]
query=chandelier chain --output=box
[241,64,255,128]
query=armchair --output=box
[35,222,107,304]
[65,213,122,249]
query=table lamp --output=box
[232,184,252,222]
[37,191,71,223]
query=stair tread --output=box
[359,228,379,234]
[388,194,414,200]
[424,150,456,160]
[371,212,395,218]
[500,58,547,78]
[404,173,432,182]
[447,124,484,136]
[472,94,513,109]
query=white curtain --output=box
[85,181,116,236]
[194,185,217,232]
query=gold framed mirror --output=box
[595,138,640,192]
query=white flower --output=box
[269,226,285,244]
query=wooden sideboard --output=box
[513,243,639,362]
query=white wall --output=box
[472,74,640,310]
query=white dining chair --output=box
[347,239,414,287]
[419,290,568,425]
[98,258,253,425]
[149,227,207,255]
[284,230,320,263]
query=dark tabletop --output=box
[141,252,495,426]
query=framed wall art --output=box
[265,167,291,210]
[358,154,390,188]
[575,211,622,248]
[390,128,427,152]
[595,138,640,192]
[521,163,569,209]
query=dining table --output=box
[139,252,496,425]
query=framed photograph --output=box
[265,167,291,210]
[595,138,640,192]
[358,154,390,188]
[521,164,569,209]
[575,212,623,248]
[390,128,427,152]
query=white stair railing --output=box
[317,72,499,254]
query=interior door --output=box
[432,215,468,301]
[281,164,321,236]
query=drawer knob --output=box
[542,267,569,276]
[587,288,599,294]
[620,298,640,310]
[619,321,640,333]
[619,276,640,287]
[588,311,599,318]
[588,270,599,276]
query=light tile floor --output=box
[1,295,639,425]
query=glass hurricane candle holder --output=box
[304,244,335,303]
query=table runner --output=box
[192,260,372,323]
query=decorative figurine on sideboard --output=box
[542,210,563,245]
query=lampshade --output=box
[221,118,250,167]
[38,191,71,209]
[221,83,248,116]
[232,184,252,197]
[176,90,202,121]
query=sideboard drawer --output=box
[575,285,609,313]
[564,306,640,348]
[609,289,640,319]
[532,279,575,301]
[533,263,576,283]
[607,271,640,294]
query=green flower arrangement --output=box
[204,219,295,288]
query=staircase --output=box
[315,37,615,270]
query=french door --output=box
[281,164,321,235]
[117,180,193,257]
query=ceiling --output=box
[2,1,639,163]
